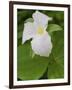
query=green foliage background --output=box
[17,9,64,80]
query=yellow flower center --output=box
[37,26,44,35]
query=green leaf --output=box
[17,10,34,25]
[48,31,64,79]
[25,18,34,23]
[55,11,64,21]
[52,31,64,61]
[18,31,23,39]
[17,42,49,80]
[48,24,62,33]
[48,54,64,79]
[18,23,24,32]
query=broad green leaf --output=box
[25,18,34,23]
[48,24,62,33]
[48,55,64,79]
[52,31,64,61]
[48,31,64,79]
[17,42,49,80]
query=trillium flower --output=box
[22,11,53,57]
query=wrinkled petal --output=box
[32,11,52,29]
[22,22,36,44]
[31,32,52,57]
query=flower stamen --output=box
[37,26,44,35]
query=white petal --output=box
[32,11,52,29]
[31,32,52,57]
[22,22,36,44]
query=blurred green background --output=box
[17,9,64,81]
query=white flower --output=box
[22,11,52,57]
